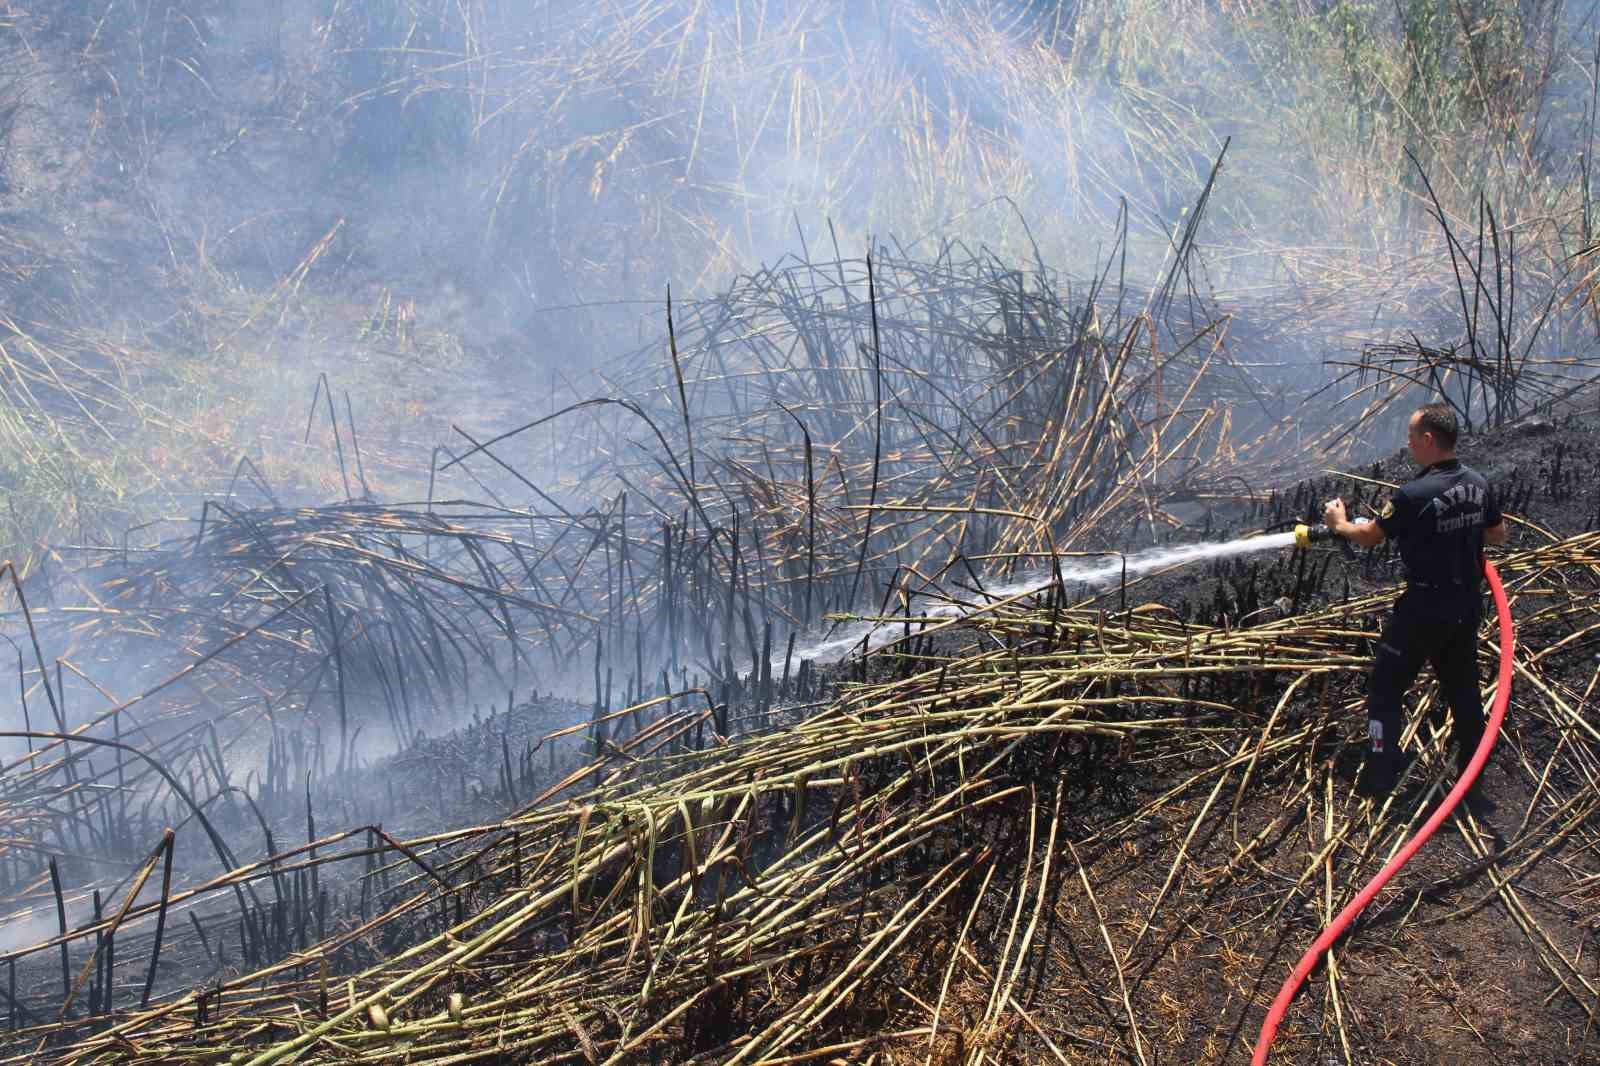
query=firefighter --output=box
[1321,402,1507,798]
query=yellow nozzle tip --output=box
[1294,524,1311,549]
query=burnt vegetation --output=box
[0,2,1598,1064]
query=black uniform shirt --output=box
[1374,458,1500,594]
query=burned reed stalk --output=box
[139,830,176,1008]
[49,856,69,1005]
[845,252,885,612]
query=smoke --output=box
[0,0,1589,398]
[0,0,1590,760]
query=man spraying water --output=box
[1320,402,1507,798]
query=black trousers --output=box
[1366,589,1485,770]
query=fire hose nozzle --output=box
[1294,523,1333,549]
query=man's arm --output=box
[1323,498,1386,548]
[1483,483,1506,545]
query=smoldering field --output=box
[0,1,1599,1063]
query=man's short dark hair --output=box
[1416,402,1458,449]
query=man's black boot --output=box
[1356,750,1405,799]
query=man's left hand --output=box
[1323,498,1348,529]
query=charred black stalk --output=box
[846,253,885,611]
[49,856,69,1006]
[140,829,176,1007]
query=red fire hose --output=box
[1252,559,1514,1064]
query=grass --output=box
[0,0,1591,572]
[0,276,476,576]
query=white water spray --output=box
[790,531,1301,665]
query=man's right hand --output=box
[1325,497,1386,548]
